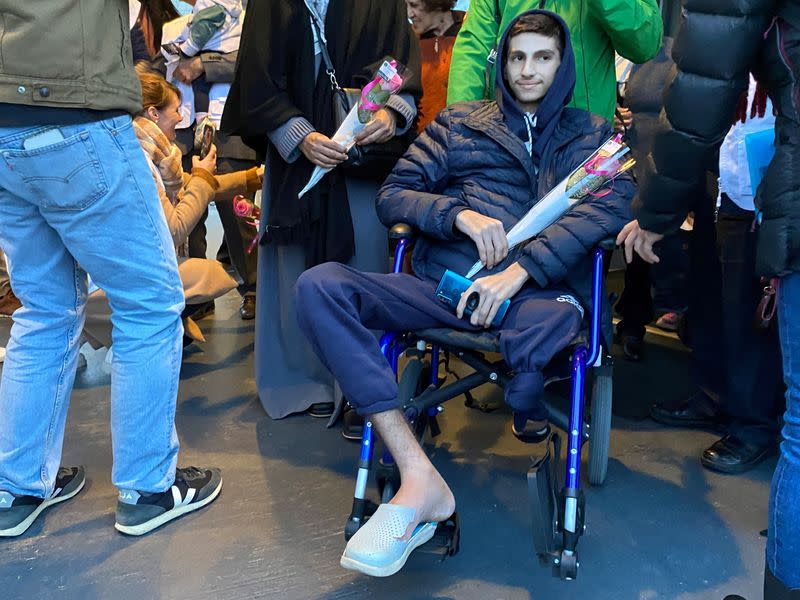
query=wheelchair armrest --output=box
[597,237,617,252]
[389,223,416,240]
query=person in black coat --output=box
[615,0,800,596]
[294,11,633,577]
[221,0,422,419]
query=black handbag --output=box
[309,11,407,180]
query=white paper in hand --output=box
[298,102,368,198]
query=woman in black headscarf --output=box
[222,0,421,419]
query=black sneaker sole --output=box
[308,403,335,418]
[114,478,222,536]
[0,476,86,537]
[341,428,364,441]
[511,423,551,444]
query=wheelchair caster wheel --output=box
[344,518,361,541]
[344,499,378,541]
[376,464,400,504]
[554,551,578,580]
[379,480,396,504]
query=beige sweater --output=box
[158,167,261,250]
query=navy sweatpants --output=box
[295,263,583,419]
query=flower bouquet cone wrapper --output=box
[465,133,636,279]
[298,59,408,198]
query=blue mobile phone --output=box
[435,269,510,327]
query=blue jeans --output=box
[0,113,185,497]
[767,271,800,587]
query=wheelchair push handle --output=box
[597,237,617,252]
[389,223,416,240]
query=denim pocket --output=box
[2,130,108,211]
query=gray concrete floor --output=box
[0,218,772,599]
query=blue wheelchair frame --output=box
[343,228,612,580]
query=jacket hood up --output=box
[495,9,576,163]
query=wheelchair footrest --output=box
[527,433,561,558]
[417,512,461,560]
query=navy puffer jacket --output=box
[378,9,634,316]
[377,100,634,306]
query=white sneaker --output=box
[0,347,5,363]
[105,347,113,365]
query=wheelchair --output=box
[343,223,615,581]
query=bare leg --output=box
[370,409,455,538]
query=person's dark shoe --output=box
[0,289,21,317]
[115,466,222,536]
[342,407,365,441]
[511,414,550,444]
[307,402,335,418]
[651,392,724,429]
[615,322,644,362]
[621,334,644,361]
[191,300,216,321]
[723,596,747,600]
[0,466,86,537]
[239,293,256,321]
[701,434,776,474]
[764,563,800,599]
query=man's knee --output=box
[295,262,350,312]
[295,262,353,335]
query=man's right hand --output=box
[299,132,348,169]
[455,210,508,269]
[192,144,217,175]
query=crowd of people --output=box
[0,0,797,596]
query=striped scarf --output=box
[132,116,184,204]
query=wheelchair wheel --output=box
[587,362,613,486]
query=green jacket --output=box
[447,0,663,121]
[0,0,141,114]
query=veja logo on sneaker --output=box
[118,490,140,504]
[556,294,585,318]
[171,486,196,508]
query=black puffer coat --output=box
[635,0,800,277]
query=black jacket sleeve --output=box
[220,0,306,144]
[635,0,774,234]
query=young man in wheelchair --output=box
[295,10,634,577]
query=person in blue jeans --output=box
[0,0,221,538]
[769,273,800,592]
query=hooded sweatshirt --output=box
[493,9,576,170]
[447,0,663,122]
